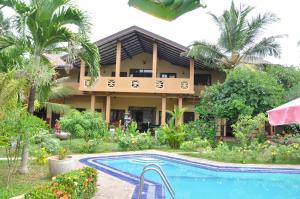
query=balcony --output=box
[80,76,194,94]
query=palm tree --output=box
[187,1,282,69]
[168,106,186,126]
[0,0,100,173]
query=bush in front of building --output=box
[24,167,97,199]
[59,110,108,144]
[157,124,186,149]
[118,131,154,150]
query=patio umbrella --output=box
[128,0,206,21]
[267,97,300,126]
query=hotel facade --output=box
[47,26,226,133]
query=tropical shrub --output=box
[157,124,186,149]
[265,65,300,90]
[184,120,216,143]
[126,121,139,135]
[180,138,211,151]
[34,147,49,165]
[231,113,267,146]
[118,132,154,150]
[60,110,107,144]
[196,68,284,122]
[33,130,60,154]
[24,167,97,199]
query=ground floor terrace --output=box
[44,93,200,130]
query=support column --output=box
[161,96,166,125]
[189,59,195,92]
[105,95,111,124]
[178,97,183,124]
[79,60,85,89]
[152,43,157,78]
[190,59,194,87]
[90,94,96,112]
[115,42,121,77]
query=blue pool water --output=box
[87,155,300,199]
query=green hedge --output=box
[24,167,97,199]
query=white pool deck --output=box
[71,150,300,199]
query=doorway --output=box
[129,107,156,131]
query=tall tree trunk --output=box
[18,85,36,174]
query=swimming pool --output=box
[80,154,300,199]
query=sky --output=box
[73,0,300,67]
[2,0,300,66]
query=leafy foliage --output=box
[128,0,206,21]
[231,113,267,146]
[265,65,300,90]
[157,124,186,149]
[24,167,97,199]
[184,120,216,143]
[196,67,284,122]
[118,132,154,150]
[60,110,107,143]
[187,1,282,69]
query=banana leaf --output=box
[128,0,206,21]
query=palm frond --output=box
[48,85,75,100]
[242,35,283,59]
[77,35,100,81]
[45,102,72,114]
[52,5,90,35]
[188,41,227,68]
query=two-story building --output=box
[48,26,226,130]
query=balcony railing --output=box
[80,77,194,94]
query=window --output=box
[95,109,102,112]
[76,108,86,112]
[160,73,177,78]
[111,72,127,77]
[183,112,195,123]
[194,74,212,86]
[129,69,152,77]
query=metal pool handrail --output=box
[138,164,175,199]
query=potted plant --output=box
[48,147,75,176]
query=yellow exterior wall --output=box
[51,53,224,125]
[100,52,190,78]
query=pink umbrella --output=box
[267,98,300,126]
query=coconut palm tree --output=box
[0,0,100,173]
[187,1,282,69]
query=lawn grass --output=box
[0,160,50,199]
